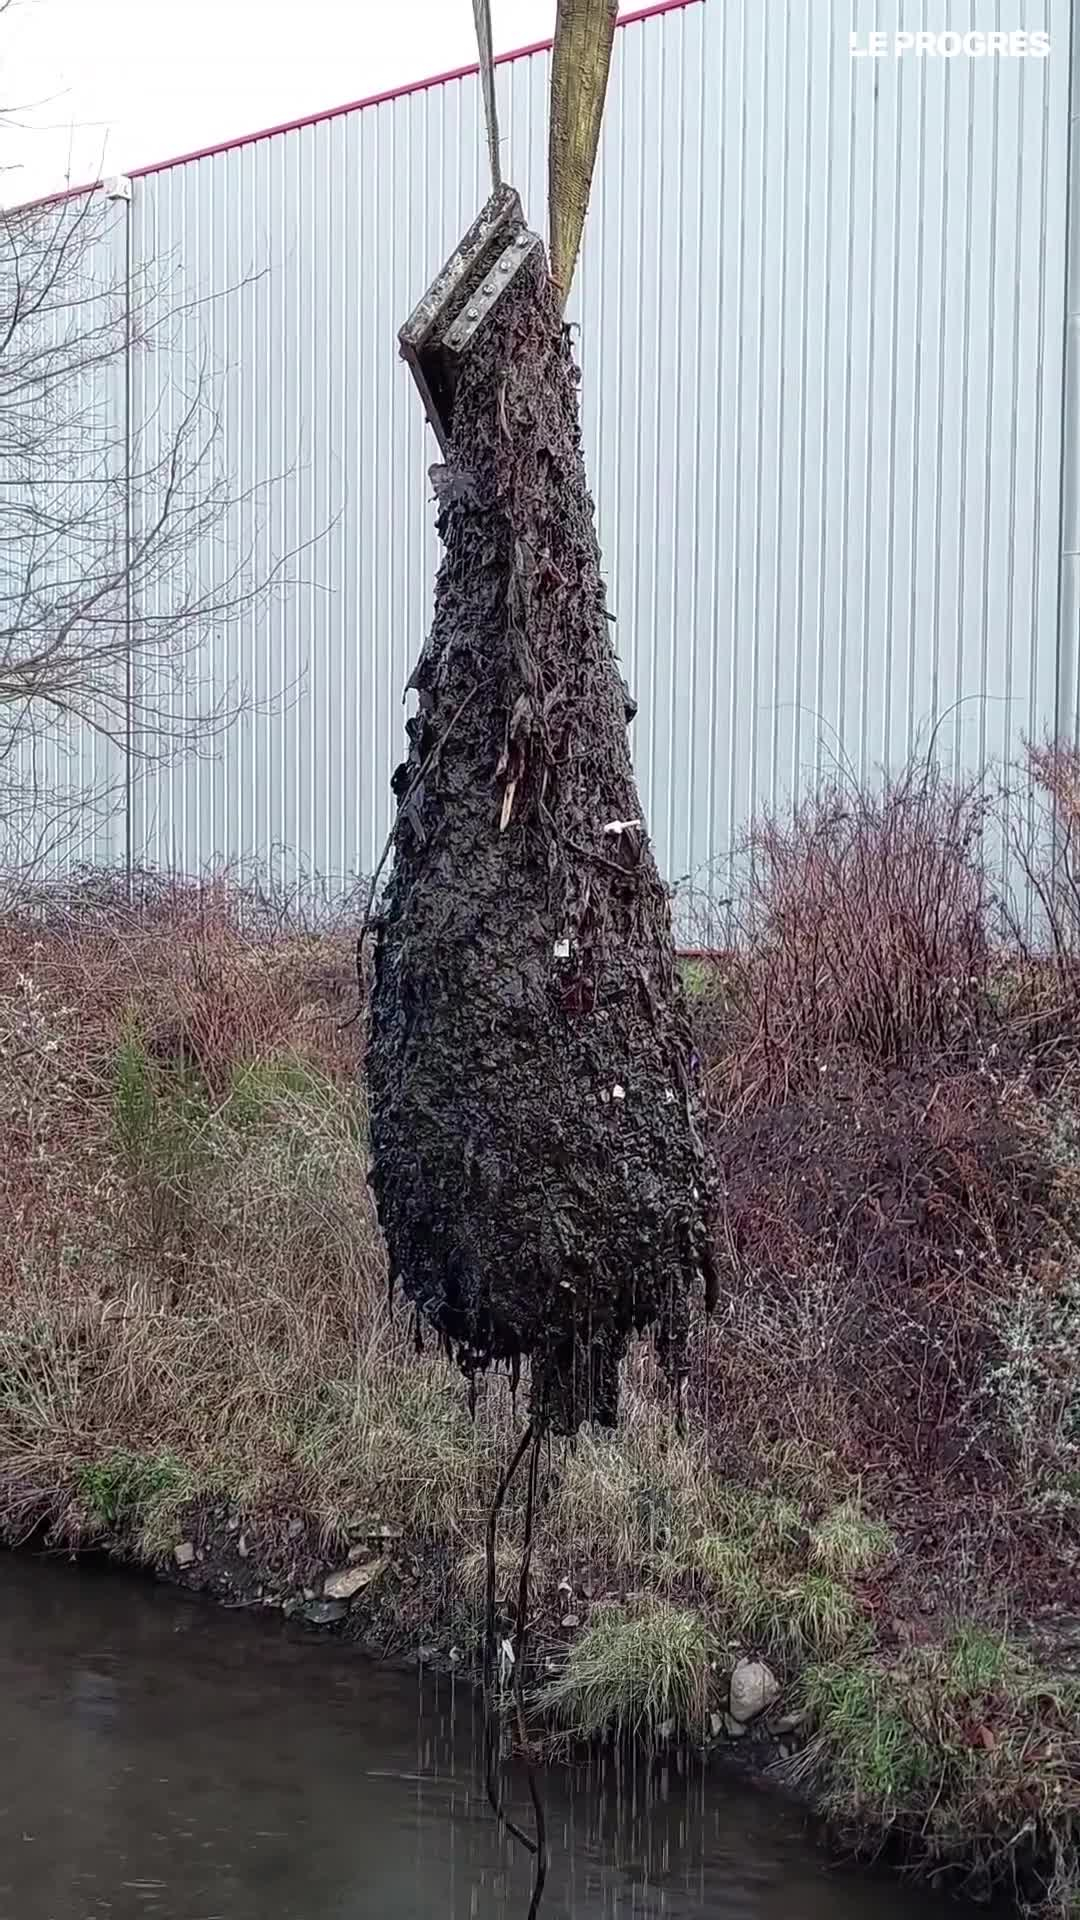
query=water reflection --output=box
[0,1555,948,1918]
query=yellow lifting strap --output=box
[547,0,618,310]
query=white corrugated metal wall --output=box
[52,0,1078,926]
[3,195,130,881]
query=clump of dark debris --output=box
[367,259,717,1434]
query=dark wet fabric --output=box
[368,264,716,1433]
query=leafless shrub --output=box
[0,178,306,899]
[707,762,994,1111]
[687,754,1080,1516]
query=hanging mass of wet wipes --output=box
[367,250,718,1435]
[367,1,718,1452]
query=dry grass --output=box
[543,1375,718,1575]
[0,877,510,1560]
[538,1601,715,1744]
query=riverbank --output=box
[6,756,1080,1912]
[22,1434,1080,1915]
[14,1396,1080,1918]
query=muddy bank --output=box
[98,1500,790,1776]
[7,1504,820,1919]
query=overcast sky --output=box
[4,0,639,202]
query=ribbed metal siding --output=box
[1060,0,1080,737]
[114,0,1070,919]
[4,197,129,884]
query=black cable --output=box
[484,1424,538,1856]
[513,1425,548,1920]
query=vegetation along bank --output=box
[7,751,1080,1915]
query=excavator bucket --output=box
[398,182,545,454]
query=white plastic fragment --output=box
[612,1084,626,1101]
[553,938,571,958]
[602,818,642,835]
[664,1088,675,1104]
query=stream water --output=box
[0,1554,955,1919]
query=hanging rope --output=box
[472,0,502,191]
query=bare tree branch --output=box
[0,176,312,901]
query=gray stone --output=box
[304,1599,348,1626]
[173,1541,195,1569]
[728,1658,781,1724]
[723,1713,748,1739]
[323,1558,387,1601]
[773,1709,808,1735]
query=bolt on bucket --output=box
[398,182,545,454]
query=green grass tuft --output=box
[112,1023,161,1160]
[76,1449,194,1552]
[679,960,712,1000]
[111,1020,211,1214]
[547,1413,714,1575]
[223,1056,347,1129]
[693,1533,770,1628]
[691,1484,865,1660]
[538,1602,714,1744]
[292,1369,495,1540]
[766,1572,863,1659]
[707,1484,806,1554]
[802,1657,935,1810]
[940,1624,1013,1700]
[810,1501,894,1579]
[801,1629,1080,1912]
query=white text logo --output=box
[851,29,1050,57]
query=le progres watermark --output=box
[851,29,1050,58]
